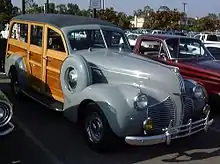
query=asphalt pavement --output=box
[1,79,220,164]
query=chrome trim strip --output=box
[0,122,14,136]
[90,65,150,80]
[21,90,63,112]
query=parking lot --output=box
[1,78,220,164]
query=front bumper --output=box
[0,122,14,136]
[125,109,213,146]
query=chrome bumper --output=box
[0,122,14,136]
[125,110,213,146]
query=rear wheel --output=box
[83,103,122,152]
[9,68,25,100]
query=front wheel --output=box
[83,103,122,152]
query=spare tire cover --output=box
[60,55,92,98]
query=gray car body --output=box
[5,24,203,137]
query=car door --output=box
[42,25,67,103]
[28,23,44,91]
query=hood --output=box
[73,49,182,94]
[183,59,220,73]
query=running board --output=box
[21,89,64,112]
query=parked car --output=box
[4,14,213,152]
[204,44,220,60]
[133,34,220,109]
[194,33,220,45]
[0,90,14,136]
[126,33,141,49]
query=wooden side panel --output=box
[7,39,28,57]
[46,56,64,102]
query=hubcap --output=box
[86,114,104,143]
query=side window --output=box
[30,25,43,47]
[139,39,164,56]
[68,30,105,50]
[194,35,200,40]
[10,22,28,42]
[47,28,65,52]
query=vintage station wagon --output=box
[4,14,213,152]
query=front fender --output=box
[64,84,170,137]
[64,84,148,137]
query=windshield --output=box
[165,38,212,59]
[67,29,130,51]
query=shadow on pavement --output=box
[1,82,220,164]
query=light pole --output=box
[182,2,188,26]
[102,0,105,10]
[46,0,49,13]
[22,0,25,14]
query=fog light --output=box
[143,118,153,131]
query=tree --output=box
[66,3,81,15]
[158,6,170,11]
[56,4,67,14]
[25,0,42,13]
[0,0,13,22]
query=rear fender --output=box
[5,54,28,87]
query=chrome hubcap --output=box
[86,115,104,143]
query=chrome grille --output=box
[148,97,176,132]
[182,96,195,123]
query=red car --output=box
[133,34,220,109]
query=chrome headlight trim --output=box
[0,100,13,127]
[192,85,205,100]
[134,93,148,110]
[0,107,4,118]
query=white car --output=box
[204,43,220,60]
[152,30,165,35]
[126,33,141,48]
[194,33,220,45]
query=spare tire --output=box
[60,55,92,99]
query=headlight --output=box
[134,93,148,110]
[0,107,4,118]
[193,85,205,99]
[0,100,12,127]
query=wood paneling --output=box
[30,63,42,88]
[29,52,42,64]
[8,44,27,56]
[46,67,64,102]
[47,57,62,70]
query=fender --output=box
[5,54,28,87]
[64,84,170,137]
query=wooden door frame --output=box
[42,25,68,102]
[28,22,45,91]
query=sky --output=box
[11,0,220,18]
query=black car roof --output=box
[12,14,117,28]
